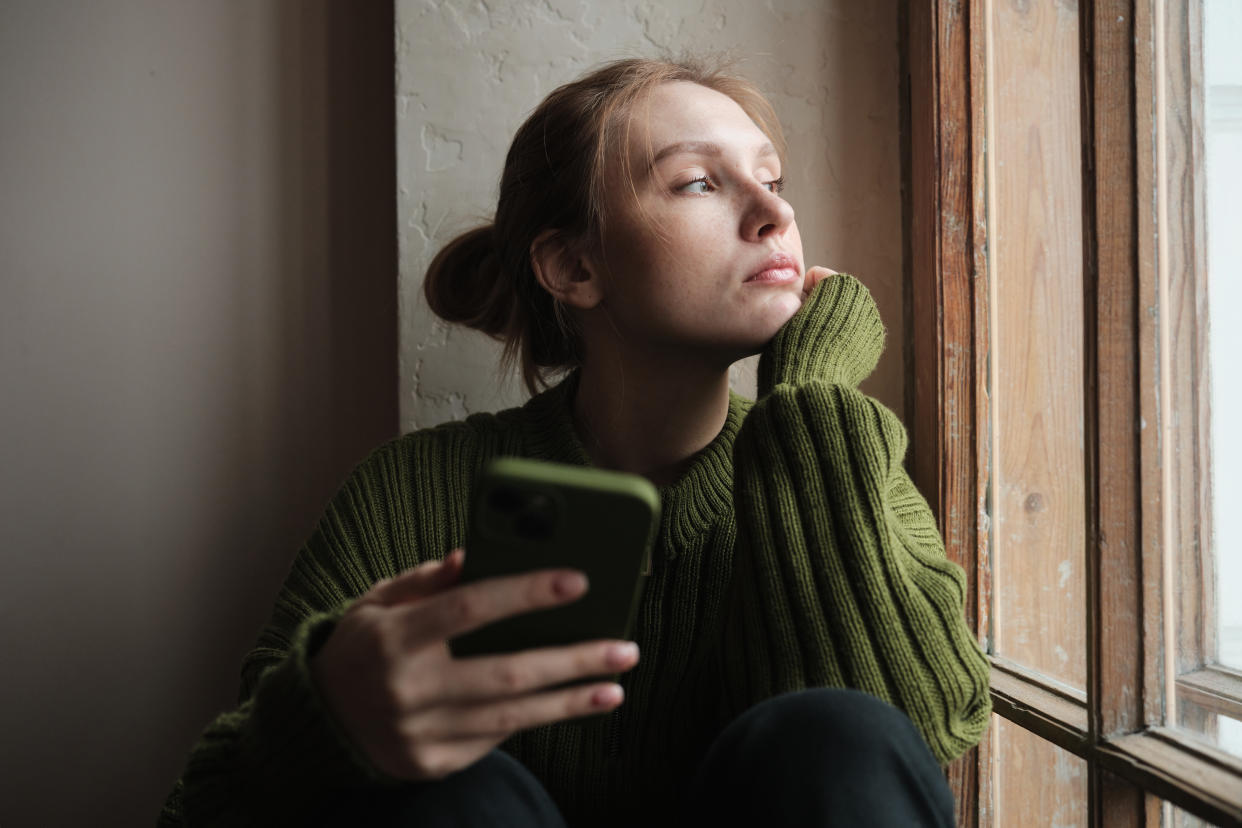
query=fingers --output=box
[428,681,626,742]
[444,640,640,703]
[803,265,840,296]
[399,568,589,647]
[370,549,465,607]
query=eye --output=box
[765,176,786,195]
[679,176,714,195]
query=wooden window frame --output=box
[1179,667,1242,724]
[902,0,1242,825]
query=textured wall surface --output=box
[396,0,904,430]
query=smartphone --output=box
[448,457,660,670]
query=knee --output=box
[716,688,933,775]
[684,689,954,827]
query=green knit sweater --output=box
[160,274,991,827]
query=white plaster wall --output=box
[397,0,904,430]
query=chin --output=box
[718,319,799,362]
[679,296,805,364]
[754,291,803,334]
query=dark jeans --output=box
[319,688,955,827]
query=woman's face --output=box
[587,80,805,364]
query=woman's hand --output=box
[803,266,840,299]
[310,549,639,781]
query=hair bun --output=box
[423,225,513,338]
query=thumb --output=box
[802,265,840,298]
[369,548,465,607]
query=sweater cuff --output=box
[757,273,886,395]
[180,609,384,822]
[239,609,382,792]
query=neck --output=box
[572,352,732,487]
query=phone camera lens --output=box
[488,486,524,515]
[513,509,555,540]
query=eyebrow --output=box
[649,140,779,167]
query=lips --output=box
[745,251,802,284]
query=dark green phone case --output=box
[449,457,660,672]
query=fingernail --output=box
[606,642,639,668]
[554,571,588,598]
[593,684,624,707]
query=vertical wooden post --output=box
[903,0,990,822]
[1079,0,1154,824]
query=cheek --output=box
[649,214,734,282]
[598,200,759,330]
[605,216,717,293]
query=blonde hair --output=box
[423,57,786,396]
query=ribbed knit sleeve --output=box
[721,274,991,763]
[160,440,426,827]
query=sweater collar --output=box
[520,371,751,560]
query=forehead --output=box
[629,81,771,156]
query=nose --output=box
[741,183,796,242]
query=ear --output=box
[530,229,604,310]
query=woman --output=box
[161,57,991,827]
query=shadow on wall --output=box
[168,0,400,816]
[0,2,395,826]
[818,1,904,416]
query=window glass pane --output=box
[1221,713,1242,755]
[1204,0,1242,677]
[1162,799,1222,827]
[986,0,1086,691]
[992,715,1087,827]
[1178,696,1242,759]
[1166,0,1242,761]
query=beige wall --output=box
[0,3,396,825]
[396,0,905,429]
